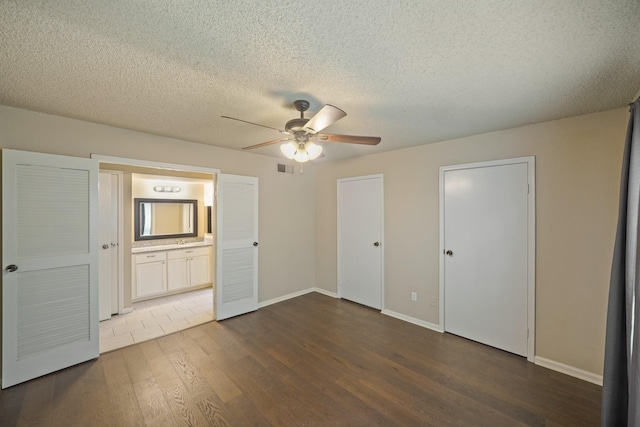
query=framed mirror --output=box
[134,198,198,241]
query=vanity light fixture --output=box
[153,185,181,193]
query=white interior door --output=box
[216,174,258,320]
[2,149,99,388]
[338,175,384,310]
[98,172,120,320]
[442,160,532,357]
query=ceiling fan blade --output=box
[242,138,291,150]
[221,116,287,133]
[302,105,346,134]
[317,133,381,145]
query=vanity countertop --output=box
[132,241,212,254]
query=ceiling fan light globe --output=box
[281,141,297,159]
[305,142,323,159]
[293,150,310,163]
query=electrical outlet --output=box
[430,297,437,307]
[411,292,417,301]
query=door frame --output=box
[91,155,219,316]
[337,173,385,310]
[99,169,124,315]
[439,156,535,361]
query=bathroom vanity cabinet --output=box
[133,245,212,300]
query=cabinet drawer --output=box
[135,251,167,264]
[167,246,211,259]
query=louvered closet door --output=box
[2,149,99,388]
[216,174,258,320]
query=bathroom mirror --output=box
[134,198,198,241]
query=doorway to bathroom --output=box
[95,156,218,353]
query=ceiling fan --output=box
[221,100,381,162]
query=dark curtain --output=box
[602,98,640,426]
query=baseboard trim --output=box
[534,356,603,386]
[258,287,339,309]
[120,307,133,315]
[258,288,315,308]
[312,287,338,298]
[381,309,444,333]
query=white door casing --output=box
[337,174,384,310]
[2,149,99,388]
[98,171,121,320]
[216,174,258,320]
[439,157,535,361]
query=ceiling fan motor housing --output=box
[286,100,314,139]
[285,118,310,134]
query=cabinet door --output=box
[189,255,211,287]
[135,261,166,298]
[167,258,189,291]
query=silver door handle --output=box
[374,242,380,247]
[445,250,453,256]
[102,244,109,249]
[5,264,18,273]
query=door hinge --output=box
[527,184,530,194]
[527,329,529,338]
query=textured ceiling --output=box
[1,1,639,162]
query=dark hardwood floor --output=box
[0,292,601,426]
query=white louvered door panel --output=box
[2,149,99,388]
[216,174,258,320]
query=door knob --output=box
[102,244,109,249]
[445,250,453,256]
[374,242,380,247]
[253,242,259,247]
[5,264,18,273]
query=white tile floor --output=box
[99,287,214,353]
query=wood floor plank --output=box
[15,375,55,426]
[337,375,432,426]
[122,345,155,385]
[165,349,215,401]
[164,384,210,427]
[195,392,239,426]
[223,394,273,427]
[199,367,242,403]
[140,341,184,392]
[132,377,176,426]
[0,293,602,426]
[138,339,166,363]
[223,355,321,426]
[47,360,111,427]
[102,355,146,427]
[0,382,26,427]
